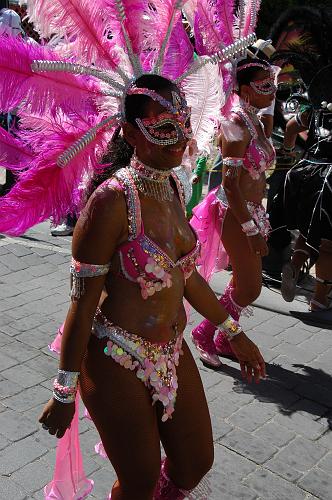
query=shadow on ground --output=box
[207,359,332,429]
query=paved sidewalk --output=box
[0,222,331,500]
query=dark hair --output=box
[124,74,178,125]
[236,57,271,90]
[86,74,176,197]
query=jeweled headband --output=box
[237,62,277,95]
[126,86,192,146]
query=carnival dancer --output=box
[0,1,265,498]
[191,56,277,367]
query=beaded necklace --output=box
[128,155,174,202]
[236,100,261,137]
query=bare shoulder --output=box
[73,176,128,262]
[83,178,126,223]
[219,114,251,150]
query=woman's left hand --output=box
[229,332,266,383]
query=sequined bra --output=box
[232,107,276,180]
[111,168,200,299]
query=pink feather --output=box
[142,0,184,69]
[183,0,197,27]
[17,112,63,151]
[162,18,194,80]
[0,36,103,115]
[106,0,148,55]
[25,0,119,69]
[215,0,235,46]
[241,0,261,37]
[0,128,34,171]
[0,118,113,236]
[194,0,227,55]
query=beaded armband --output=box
[70,258,110,300]
[223,157,244,179]
[241,219,259,237]
[218,315,243,341]
[53,370,79,404]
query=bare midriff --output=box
[238,170,266,204]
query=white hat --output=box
[0,8,24,37]
[248,39,276,60]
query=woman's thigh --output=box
[157,341,214,489]
[222,209,262,303]
[80,336,161,490]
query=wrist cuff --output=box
[218,315,243,340]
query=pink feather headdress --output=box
[192,0,261,103]
[0,0,255,236]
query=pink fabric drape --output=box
[190,187,229,282]
[44,393,94,499]
[45,323,94,499]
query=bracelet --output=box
[246,227,260,237]
[241,219,259,236]
[223,157,244,168]
[217,315,243,341]
[53,369,79,404]
[241,219,256,233]
[53,390,76,404]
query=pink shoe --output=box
[191,322,222,368]
[214,331,236,359]
[154,459,190,500]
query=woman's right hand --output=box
[230,332,266,383]
[39,397,76,439]
[247,233,269,257]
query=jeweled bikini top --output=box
[232,106,276,180]
[110,168,200,299]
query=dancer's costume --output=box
[187,0,275,360]
[0,0,257,498]
[191,103,274,357]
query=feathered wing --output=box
[0,113,116,236]
[0,36,103,115]
[183,0,197,27]
[105,0,148,55]
[162,18,194,80]
[241,0,261,37]
[0,128,34,171]
[25,0,119,69]
[214,0,235,46]
[142,0,185,71]
[233,0,245,39]
[194,0,225,55]
[182,61,224,153]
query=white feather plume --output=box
[182,60,224,154]
[182,0,197,28]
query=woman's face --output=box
[242,69,277,109]
[123,88,191,170]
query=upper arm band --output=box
[223,157,244,178]
[70,258,110,300]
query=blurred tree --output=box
[257,0,332,38]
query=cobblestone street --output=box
[0,222,331,499]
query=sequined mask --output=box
[250,76,277,95]
[135,91,192,146]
